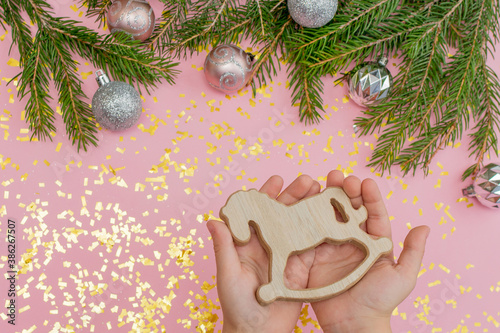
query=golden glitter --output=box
[444,206,456,221]
[7,58,20,66]
[418,268,427,278]
[435,203,444,210]
[323,136,334,154]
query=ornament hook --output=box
[377,56,389,67]
[95,69,111,87]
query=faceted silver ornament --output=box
[348,57,393,107]
[92,70,142,131]
[463,163,500,209]
[288,0,338,28]
[204,44,255,94]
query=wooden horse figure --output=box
[219,187,393,305]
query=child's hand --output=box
[308,171,430,332]
[207,175,320,333]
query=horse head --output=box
[219,189,265,245]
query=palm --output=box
[309,242,407,324]
[226,229,312,332]
[306,171,429,331]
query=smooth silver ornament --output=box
[348,57,393,106]
[204,44,255,94]
[92,70,142,131]
[288,0,338,28]
[462,163,500,209]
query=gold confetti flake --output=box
[7,58,20,67]
[428,280,441,287]
[418,268,427,278]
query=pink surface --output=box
[1,2,500,332]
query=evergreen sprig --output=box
[1,0,179,151]
[3,0,500,178]
[154,0,500,177]
[151,0,499,178]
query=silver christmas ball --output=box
[462,163,500,209]
[92,70,142,131]
[348,57,393,106]
[288,0,338,28]
[204,44,255,94]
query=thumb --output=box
[396,226,430,279]
[207,220,241,277]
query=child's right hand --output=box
[308,170,430,332]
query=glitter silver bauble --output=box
[107,0,155,42]
[204,44,255,94]
[288,0,338,28]
[348,57,393,106]
[462,163,500,209]
[92,70,142,131]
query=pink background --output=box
[1,1,500,332]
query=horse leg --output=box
[256,252,288,305]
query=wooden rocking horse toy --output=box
[219,187,393,305]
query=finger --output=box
[305,180,321,197]
[259,175,284,198]
[207,220,241,279]
[396,226,430,279]
[277,174,315,205]
[326,170,344,187]
[362,179,392,238]
[343,176,363,209]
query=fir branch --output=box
[50,24,179,91]
[249,18,293,88]
[350,24,445,141]
[254,0,265,36]
[398,118,458,175]
[149,0,186,52]
[44,29,98,151]
[308,19,429,70]
[366,29,449,173]
[82,0,111,26]
[2,0,179,151]
[0,0,33,64]
[297,0,399,51]
[406,0,465,56]
[17,36,55,142]
[463,1,500,179]
[411,81,448,136]
[289,64,325,124]
[3,0,500,179]
[167,0,236,57]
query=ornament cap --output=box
[377,57,389,67]
[462,184,476,197]
[95,69,111,87]
[246,52,256,62]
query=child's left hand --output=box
[207,175,321,333]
